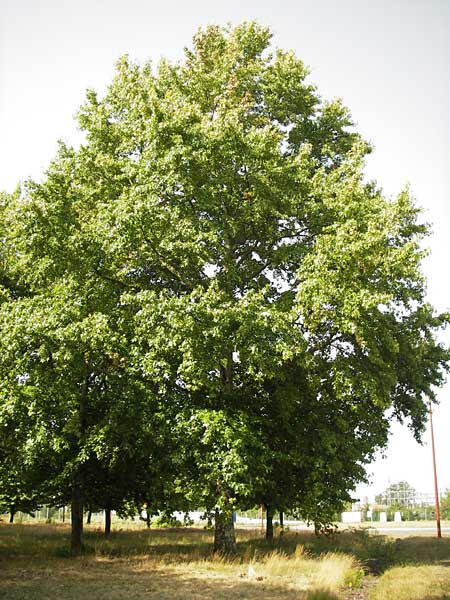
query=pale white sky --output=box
[1,0,449,502]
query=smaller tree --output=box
[375,481,417,508]
[0,441,43,522]
[438,488,450,519]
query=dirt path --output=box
[341,576,379,600]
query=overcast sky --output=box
[1,0,449,502]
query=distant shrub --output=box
[152,513,183,528]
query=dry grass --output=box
[369,565,450,600]
[0,559,351,600]
[0,523,362,600]
[3,522,450,600]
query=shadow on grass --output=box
[2,523,450,571]
[239,529,394,563]
[0,553,333,600]
[0,524,213,559]
[387,536,450,566]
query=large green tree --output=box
[1,22,448,554]
[72,23,447,549]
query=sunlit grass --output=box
[0,523,365,599]
[313,553,362,589]
[369,565,450,600]
[2,522,450,599]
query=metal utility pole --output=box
[429,399,442,538]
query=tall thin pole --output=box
[429,399,442,539]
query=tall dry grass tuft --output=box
[263,550,294,576]
[246,547,361,597]
[294,543,308,558]
[313,552,358,589]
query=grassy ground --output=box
[366,536,450,600]
[1,522,450,599]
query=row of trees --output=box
[0,23,448,554]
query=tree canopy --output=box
[0,22,448,554]
[375,481,418,508]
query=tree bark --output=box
[279,511,284,531]
[71,483,84,555]
[86,510,92,525]
[265,505,274,540]
[9,510,15,524]
[105,509,111,537]
[214,508,237,554]
[139,507,152,528]
[71,367,88,555]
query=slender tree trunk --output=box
[70,367,88,555]
[214,342,237,554]
[62,505,65,523]
[279,511,284,531]
[71,482,84,555]
[265,505,274,540]
[214,508,237,554]
[139,507,152,528]
[105,509,111,537]
[86,510,92,525]
[9,510,15,524]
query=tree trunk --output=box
[265,505,274,540]
[279,511,284,531]
[86,510,92,525]
[214,508,237,554]
[139,508,152,528]
[105,509,111,537]
[71,483,84,555]
[9,510,15,524]
[71,367,88,555]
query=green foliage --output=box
[375,481,417,508]
[152,513,183,528]
[0,21,448,551]
[439,487,450,519]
